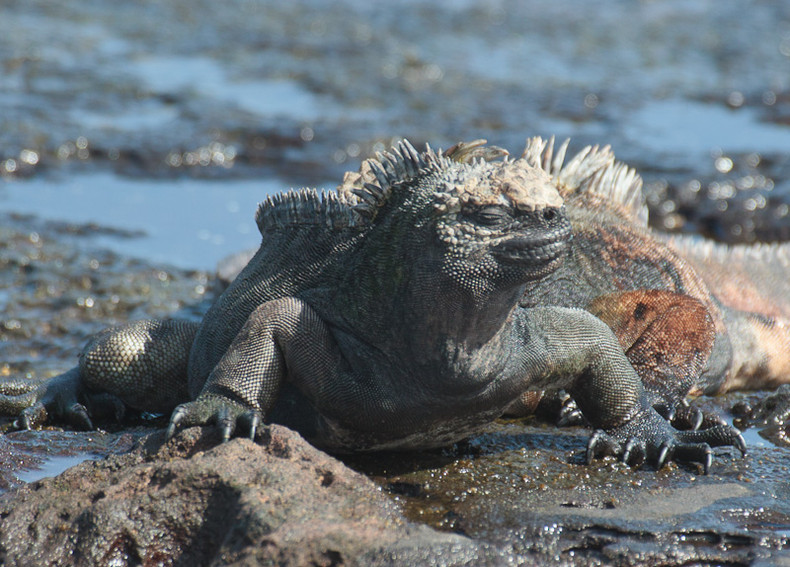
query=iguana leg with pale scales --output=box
[0,319,197,429]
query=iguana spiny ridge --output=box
[0,139,749,471]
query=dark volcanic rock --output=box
[0,426,507,566]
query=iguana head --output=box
[430,155,570,286]
[338,140,571,296]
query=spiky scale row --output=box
[520,135,647,224]
[586,161,648,226]
[667,235,790,267]
[256,137,649,237]
[255,188,360,233]
[338,139,444,220]
[255,140,436,231]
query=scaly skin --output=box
[0,140,746,472]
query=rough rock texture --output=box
[3,416,789,566]
[0,425,509,567]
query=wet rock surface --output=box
[2,420,790,566]
[0,426,501,567]
[349,418,790,565]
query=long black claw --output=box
[586,430,605,464]
[673,443,712,473]
[557,408,585,427]
[557,392,585,427]
[586,429,622,464]
[654,403,676,423]
[688,407,704,431]
[245,412,261,440]
[218,408,235,442]
[68,403,94,431]
[622,439,640,466]
[734,431,747,457]
[17,402,47,430]
[166,406,187,440]
[657,441,673,470]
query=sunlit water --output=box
[15,454,96,484]
[1,173,286,270]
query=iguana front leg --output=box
[525,306,745,471]
[167,297,341,442]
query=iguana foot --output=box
[166,395,262,442]
[503,390,586,425]
[14,400,93,431]
[0,368,95,431]
[653,399,727,431]
[586,407,746,473]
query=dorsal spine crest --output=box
[522,136,648,225]
[255,188,360,234]
[337,139,443,220]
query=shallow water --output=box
[14,453,96,483]
[1,173,273,269]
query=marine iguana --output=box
[0,139,748,471]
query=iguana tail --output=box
[666,236,790,391]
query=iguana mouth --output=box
[492,234,569,264]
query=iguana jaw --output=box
[491,206,571,269]
[492,233,568,270]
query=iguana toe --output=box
[677,424,747,457]
[656,441,673,470]
[238,411,262,441]
[16,402,48,430]
[586,430,617,464]
[678,405,704,430]
[166,401,213,440]
[65,402,94,431]
[217,406,237,442]
[654,400,726,431]
[621,438,646,467]
[672,442,714,474]
[166,396,263,443]
[556,391,585,427]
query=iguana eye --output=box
[466,205,510,227]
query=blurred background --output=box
[1,0,789,270]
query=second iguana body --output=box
[0,138,755,470]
